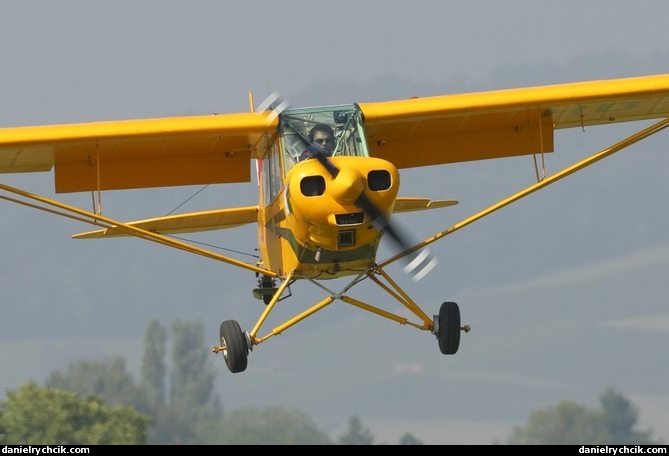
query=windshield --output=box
[279,104,368,174]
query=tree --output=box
[399,432,423,445]
[169,319,222,423]
[509,388,659,444]
[0,382,149,444]
[141,318,167,410]
[338,415,374,445]
[509,400,599,444]
[148,403,200,445]
[45,356,148,411]
[200,405,332,445]
[43,318,223,444]
[598,388,655,444]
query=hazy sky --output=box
[1,1,669,444]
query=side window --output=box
[269,141,282,202]
[335,111,365,158]
[280,122,306,174]
[261,156,271,207]
[262,141,283,207]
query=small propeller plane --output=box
[1,74,669,373]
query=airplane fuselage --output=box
[254,104,400,280]
[258,155,399,279]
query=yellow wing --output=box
[0,112,275,193]
[1,74,668,195]
[358,73,669,168]
[72,205,259,239]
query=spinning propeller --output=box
[307,143,438,282]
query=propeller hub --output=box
[329,167,365,204]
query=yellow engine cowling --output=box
[286,156,400,253]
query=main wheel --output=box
[219,320,249,373]
[437,301,461,355]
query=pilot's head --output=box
[308,123,335,156]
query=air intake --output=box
[335,212,364,225]
[338,230,355,247]
[368,170,391,191]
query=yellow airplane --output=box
[1,74,669,373]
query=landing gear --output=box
[253,274,278,305]
[216,275,469,373]
[434,301,463,355]
[219,320,249,373]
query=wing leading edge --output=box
[358,73,669,169]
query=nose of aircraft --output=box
[329,167,365,204]
[287,156,398,231]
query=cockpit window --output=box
[278,105,369,174]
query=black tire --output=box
[219,320,248,373]
[437,301,461,355]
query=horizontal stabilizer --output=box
[72,205,259,239]
[393,197,458,213]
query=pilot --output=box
[299,123,335,161]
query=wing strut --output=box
[379,116,669,268]
[0,182,277,278]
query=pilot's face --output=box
[312,131,334,154]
